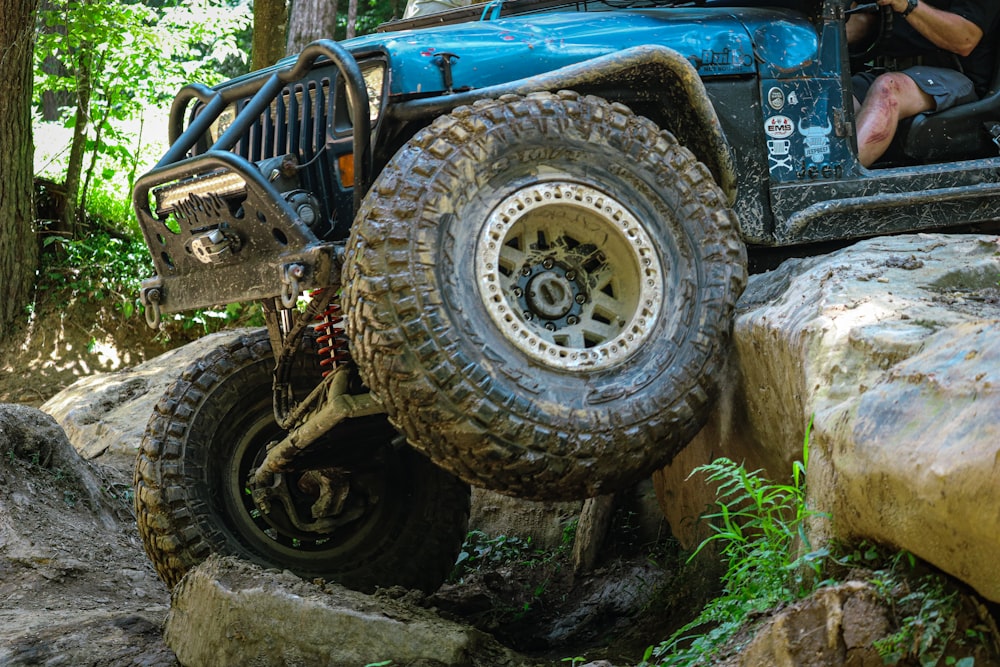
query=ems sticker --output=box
[764,115,794,139]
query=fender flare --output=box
[388,44,736,204]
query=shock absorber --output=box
[313,291,350,375]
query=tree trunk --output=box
[78,95,108,220]
[63,42,93,236]
[252,0,288,70]
[286,0,338,54]
[345,0,357,39]
[0,0,40,338]
[39,0,71,121]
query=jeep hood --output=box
[344,7,819,96]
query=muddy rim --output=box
[476,180,664,372]
[221,401,387,560]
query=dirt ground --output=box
[0,401,693,667]
[0,291,201,408]
[0,294,186,664]
[0,402,177,665]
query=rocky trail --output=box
[1,233,999,666]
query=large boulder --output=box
[165,554,537,667]
[655,233,1000,602]
[41,329,248,461]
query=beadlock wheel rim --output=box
[476,181,664,372]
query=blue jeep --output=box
[132,0,1000,591]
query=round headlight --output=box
[346,62,385,124]
[208,103,238,143]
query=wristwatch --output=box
[901,0,918,18]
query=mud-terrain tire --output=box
[345,90,747,501]
[133,328,470,591]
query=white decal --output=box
[767,87,785,111]
[764,115,794,139]
[799,118,832,164]
[767,139,790,155]
[787,91,799,105]
[767,139,793,172]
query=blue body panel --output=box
[343,8,820,96]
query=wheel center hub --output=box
[526,272,574,319]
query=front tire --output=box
[133,329,470,591]
[345,91,746,501]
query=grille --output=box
[241,79,332,162]
[192,77,342,236]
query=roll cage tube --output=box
[157,39,373,213]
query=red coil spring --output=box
[313,293,350,376]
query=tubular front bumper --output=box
[134,151,342,324]
[133,39,371,325]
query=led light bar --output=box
[154,170,248,216]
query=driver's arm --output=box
[846,6,878,45]
[880,0,983,57]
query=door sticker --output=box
[799,118,832,163]
[767,139,793,172]
[767,87,785,111]
[764,115,794,139]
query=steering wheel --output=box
[846,2,894,59]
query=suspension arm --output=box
[251,365,384,492]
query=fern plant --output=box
[644,419,830,666]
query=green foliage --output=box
[79,185,133,227]
[34,0,252,228]
[40,232,152,317]
[645,421,829,666]
[856,549,983,667]
[351,0,402,37]
[174,302,265,333]
[639,420,997,667]
[450,529,537,582]
[449,523,577,624]
[36,0,251,115]
[39,231,264,332]
[450,520,578,579]
[874,576,961,666]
